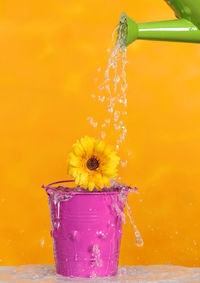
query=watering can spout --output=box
[120,0,200,46]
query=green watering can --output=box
[120,0,200,46]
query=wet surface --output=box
[0,265,200,282]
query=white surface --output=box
[0,264,200,282]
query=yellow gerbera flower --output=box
[67,136,120,191]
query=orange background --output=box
[1,0,200,267]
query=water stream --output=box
[87,24,144,248]
[88,23,128,167]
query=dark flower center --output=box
[86,157,99,170]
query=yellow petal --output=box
[94,140,106,154]
[79,172,88,185]
[80,136,95,156]
[75,174,81,184]
[68,167,78,178]
[102,176,111,187]
[73,141,84,157]
[94,173,104,189]
[88,182,95,191]
[68,152,81,167]
[102,145,113,157]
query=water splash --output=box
[4,264,200,281]
[110,185,143,247]
[111,195,126,224]
[91,244,102,267]
[49,192,73,235]
[126,198,144,247]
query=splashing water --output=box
[111,195,126,224]
[86,24,143,247]
[110,184,143,247]
[48,191,73,235]
[91,244,103,268]
[126,198,144,247]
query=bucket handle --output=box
[42,180,75,189]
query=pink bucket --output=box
[44,181,128,278]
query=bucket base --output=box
[55,255,119,277]
[56,266,118,278]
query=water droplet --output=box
[124,98,127,107]
[116,144,119,151]
[122,125,127,133]
[107,105,113,113]
[114,75,120,83]
[117,135,124,144]
[119,132,126,141]
[127,150,132,156]
[98,95,105,103]
[101,131,106,139]
[114,110,120,122]
[193,240,197,246]
[94,77,98,82]
[87,117,98,128]
[91,93,96,99]
[97,67,101,72]
[135,231,144,247]
[105,118,111,124]
[90,272,97,278]
[98,85,104,90]
[114,123,121,130]
[40,238,45,247]
[104,70,109,82]
[96,231,107,239]
[105,84,111,94]
[107,48,111,53]
[101,123,106,128]
[122,132,126,139]
[109,96,116,106]
[121,160,128,167]
[121,83,128,93]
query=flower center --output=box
[86,157,99,171]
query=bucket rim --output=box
[42,180,132,196]
[45,188,128,196]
